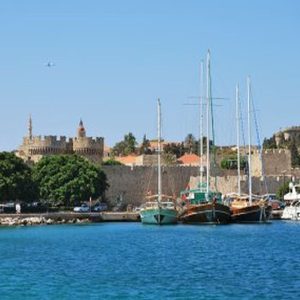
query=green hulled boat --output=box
[140,199,178,225]
[140,99,178,225]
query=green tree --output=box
[276,181,290,200]
[124,132,137,154]
[102,159,123,166]
[184,134,196,154]
[289,140,300,167]
[0,152,37,203]
[220,155,247,170]
[263,136,277,149]
[163,143,184,158]
[112,132,137,156]
[182,136,212,155]
[139,134,152,155]
[33,155,108,207]
[162,153,177,165]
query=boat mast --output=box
[206,50,211,197]
[236,84,241,196]
[157,98,162,204]
[200,60,204,186]
[247,77,252,205]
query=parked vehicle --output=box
[0,202,16,213]
[73,203,90,212]
[22,202,47,213]
[92,203,108,212]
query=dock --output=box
[0,211,141,225]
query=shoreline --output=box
[0,212,141,226]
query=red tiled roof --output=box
[115,155,137,165]
[178,153,201,165]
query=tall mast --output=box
[157,98,162,203]
[200,60,204,186]
[206,50,211,197]
[236,85,241,195]
[28,114,33,140]
[247,77,252,205]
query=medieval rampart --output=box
[102,165,199,208]
[251,149,292,176]
[18,119,104,164]
[102,165,298,207]
[73,137,104,154]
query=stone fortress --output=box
[274,126,300,146]
[17,116,104,164]
[14,119,300,206]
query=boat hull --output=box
[282,206,300,220]
[231,205,272,223]
[140,208,177,225]
[180,203,231,224]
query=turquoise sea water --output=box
[0,221,299,300]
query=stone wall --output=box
[102,166,199,208]
[18,135,104,164]
[225,149,292,177]
[73,137,104,164]
[102,166,299,207]
[260,149,291,175]
[275,126,300,146]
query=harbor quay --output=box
[0,212,140,226]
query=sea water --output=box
[0,221,299,299]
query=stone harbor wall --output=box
[102,166,199,208]
[102,166,298,207]
[189,175,287,196]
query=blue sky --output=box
[0,0,299,150]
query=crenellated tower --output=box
[73,119,104,164]
[17,118,104,164]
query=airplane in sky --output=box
[45,62,55,67]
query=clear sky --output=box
[0,0,299,150]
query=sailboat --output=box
[139,99,178,225]
[179,50,231,224]
[229,78,272,223]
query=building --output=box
[177,153,203,166]
[275,126,300,146]
[17,116,104,164]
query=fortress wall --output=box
[73,137,104,152]
[262,149,291,175]
[19,134,104,163]
[241,149,291,177]
[102,166,199,207]
[102,166,300,206]
[23,136,70,149]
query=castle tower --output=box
[17,118,104,164]
[73,119,104,164]
[77,119,86,138]
[28,114,32,140]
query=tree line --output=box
[111,132,213,158]
[0,152,108,207]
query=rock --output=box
[46,218,54,225]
